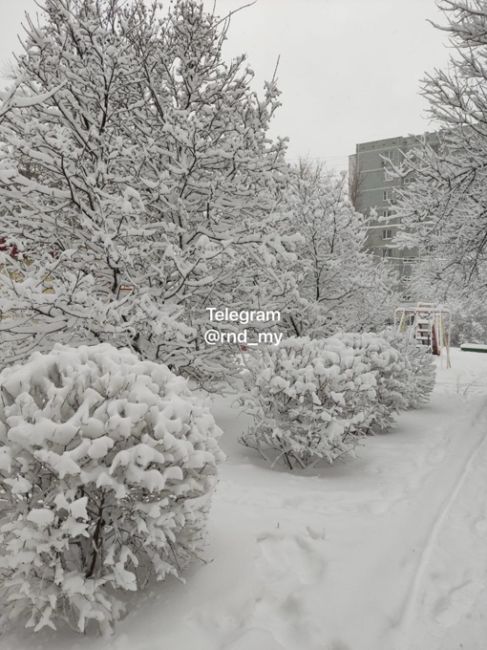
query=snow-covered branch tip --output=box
[0,82,65,121]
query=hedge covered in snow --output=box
[383,330,436,409]
[239,336,378,468]
[240,333,436,468]
[0,343,223,634]
[329,332,409,433]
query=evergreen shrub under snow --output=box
[239,336,378,468]
[0,343,223,634]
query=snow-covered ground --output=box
[4,348,487,650]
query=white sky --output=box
[0,0,452,170]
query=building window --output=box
[381,248,392,258]
[382,229,392,240]
[380,150,394,166]
[383,190,390,201]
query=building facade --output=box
[349,132,439,278]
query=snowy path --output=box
[396,397,487,649]
[4,348,487,650]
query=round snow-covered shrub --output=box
[329,333,409,433]
[239,337,377,468]
[0,343,223,634]
[383,331,436,408]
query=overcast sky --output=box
[0,0,451,170]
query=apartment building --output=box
[349,131,439,277]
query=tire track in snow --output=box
[396,397,487,650]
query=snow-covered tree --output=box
[0,343,223,634]
[397,253,487,344]
[0,0,296,381]
[281,161,397,338]
[0,83,64,122]
[393,0,487,313]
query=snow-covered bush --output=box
[0,343,223,634]
[329,333,409,433]
[383,331,436,408]
[239,337,377,468]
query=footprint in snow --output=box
[473,518,487,537]
[256,527,327,586]
[223,627,287,650]
[427,447,447,465]
[433,579,484,627]
[327,642,351,650]
[197,527,328,650]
